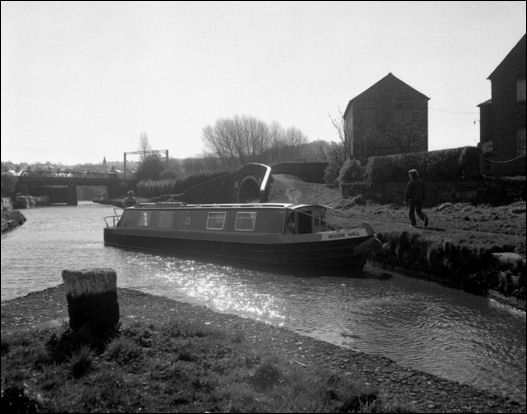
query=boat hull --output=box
[104,228,380,272]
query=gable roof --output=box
[477,99,492,107]
[488,34,526,80]
[343,73,430,118]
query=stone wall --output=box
[373,230,526,303]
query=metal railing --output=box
[104,208,122,228]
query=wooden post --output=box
[62,268,119,332]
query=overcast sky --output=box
[1,1,526,164]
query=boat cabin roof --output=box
[134,202,327,211]
[113,202,351,235]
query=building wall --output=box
[478,103,493,144]
[344,78,428,160]
[489,36,526,176]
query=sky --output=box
[1,1,526,165]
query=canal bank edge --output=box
[370,230,526,311]
[1,209,26,233]
[1,284,525,413]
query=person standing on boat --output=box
[404,169,429,228]
[123,191,137,208]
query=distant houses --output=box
[478,34,526,176]
[343,73,429,160]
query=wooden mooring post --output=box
[62,268,119,332]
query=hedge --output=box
[360,146,480,184]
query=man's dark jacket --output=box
[405,178,426,202]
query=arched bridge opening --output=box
[237,176,260,203]
[177,164,272,204]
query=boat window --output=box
[312,211,329,232]
[139,211,149,227]
[154,211,174,228]
[206,212,226,230]
[285,212,297,234]
[297,211,312,234]
[235,212,256,231]
[119,210,149,227]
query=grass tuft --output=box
[105,336,143,365]
[249,359,283,391]
[68,345,94,378]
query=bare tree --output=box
[138,132,152,161]
[329,108,353,160]
[202,115,313,166]
[202,115,273,166]
[269,127,309,162]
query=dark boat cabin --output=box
[115,203,333,235]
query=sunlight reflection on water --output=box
[1,202,525,402]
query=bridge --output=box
[15,171,135,205]
[175,162,328,204]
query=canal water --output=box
[1,202,525,402]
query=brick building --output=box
[343,73,429,160]
[478,34,526,176]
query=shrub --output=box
[338,158,365,184]
[323,163,341,188]
[135,155,165,181]
[1,174,17,197]
[323,142,347,187]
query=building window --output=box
[206,212,226,230]
[518,127,526,155]
[518,78,526,102]
[234,212,256,231]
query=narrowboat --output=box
[103,203,381,272]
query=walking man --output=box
[404,169,429,227]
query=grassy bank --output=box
[269,175,526,305]
[269,174,525,252]
[2,286,525,413]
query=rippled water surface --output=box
[1,202,525,401]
